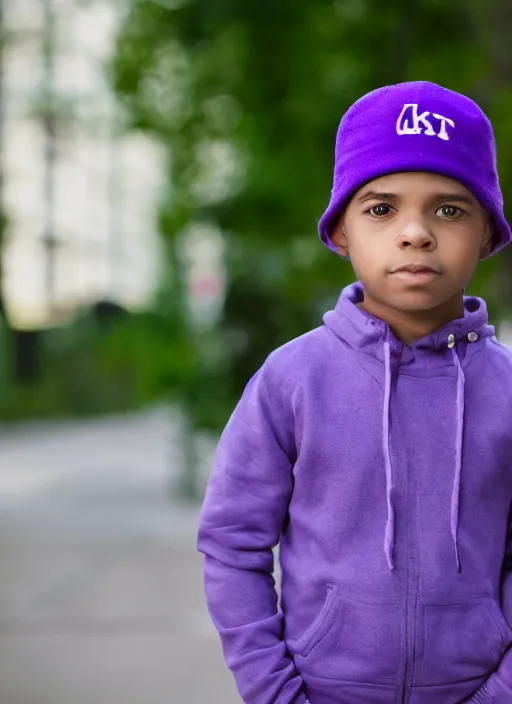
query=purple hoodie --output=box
[197,281,512,704]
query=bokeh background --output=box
[1,1,512,702]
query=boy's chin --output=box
[372,288,461,315]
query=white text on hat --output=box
[396,104,455,142]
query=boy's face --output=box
[331,171,493,315]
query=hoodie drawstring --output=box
[450,346,465,573]
[382,340,396,570]
[382,339,465,573]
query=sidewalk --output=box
[0,406,240,704]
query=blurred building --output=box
[1,0,165,329]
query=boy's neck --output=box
[356,292,465,346]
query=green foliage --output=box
[0,312,137,423]
[106,0,512,433]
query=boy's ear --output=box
[331,216,349,257]
[479,217,494,260]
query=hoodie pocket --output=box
[288,588,402,684]
[291,583,339,657]
[420,600,506,686]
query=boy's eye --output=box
[437,205,463,219]
[368,204,392,217]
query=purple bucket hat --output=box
[318,81,512,259]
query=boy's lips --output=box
[390,263,441,274]
[389,263,441,284]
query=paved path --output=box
[0,406,240,704]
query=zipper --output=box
[401,448,420,703]
[402,597,416,703]
[386,339,420,704]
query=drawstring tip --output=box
[453,534,461,572]
[384,486,396,571]
[452,527,461,572]
[384,531,395,570]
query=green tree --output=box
[110,0,512,437]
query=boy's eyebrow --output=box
[358,191,397,203]
[357,191,476,205]
[431,193,476,206]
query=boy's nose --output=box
[397,220,436,250]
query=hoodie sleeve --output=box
[461,654,512,703]
[462,504,512,703]
[197,359,308,703]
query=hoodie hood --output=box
[323,281,495,358]
[323,281,495,572]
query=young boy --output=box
[197,81,512,704]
